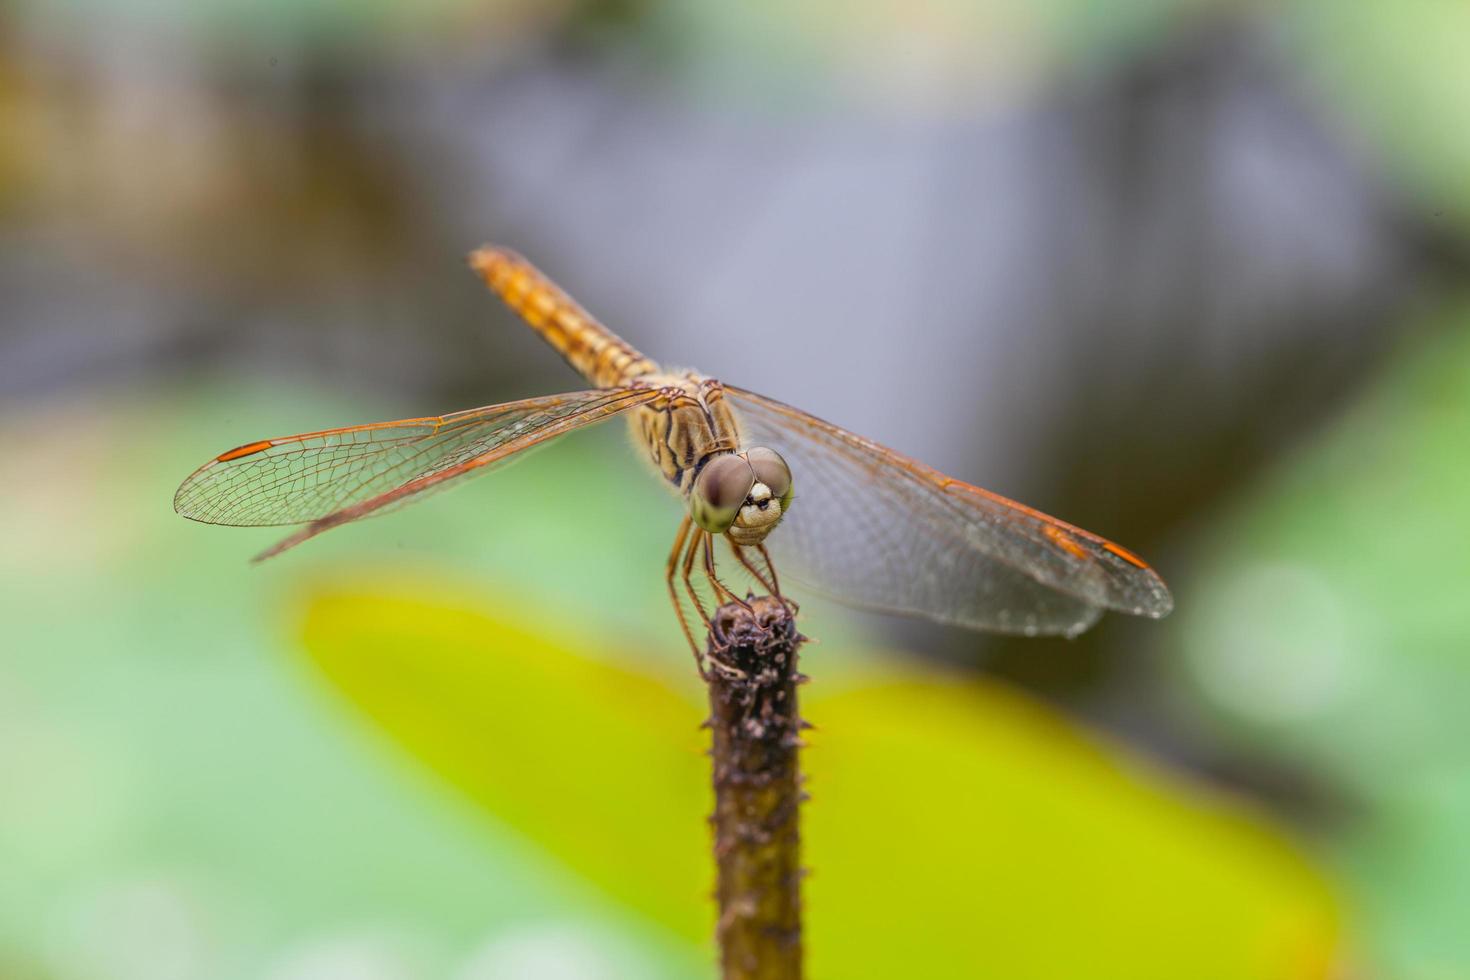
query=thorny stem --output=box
[706,595,806,980]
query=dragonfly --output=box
[175,246,1172,673]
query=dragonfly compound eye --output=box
[745,447,792,509]
[692,454,755,532]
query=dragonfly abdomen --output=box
[470,246,657,388]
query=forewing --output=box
[724,386,1172,637]
[175,387,659,558]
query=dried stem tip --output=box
[706,596,805,980]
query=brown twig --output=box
[706,595,806,980]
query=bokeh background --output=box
[3,1,1468,977]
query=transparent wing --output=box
[724,386,1173,637]
[175,386,660,559]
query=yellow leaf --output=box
[302,588,1341,979]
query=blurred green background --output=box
[3,2,1468,978]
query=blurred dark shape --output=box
[968,25,1466,807]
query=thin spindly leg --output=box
[692,530,748,680]
[702,532,750,609]
[757,542,798,614]
[680,523,715,634]
[665,516,706,678]
[728,540,778,596]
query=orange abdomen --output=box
[469,246,657,389]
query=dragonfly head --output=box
[691,447,793,544]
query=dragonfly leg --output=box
[696,532,751,681]
[680,522,717,635]
[702,531,751,610]
[728,540,778,596]
[756,542,798,615]
[665,516,707,678]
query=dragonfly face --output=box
[691,447,793,544]
[176,245,1173,677]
